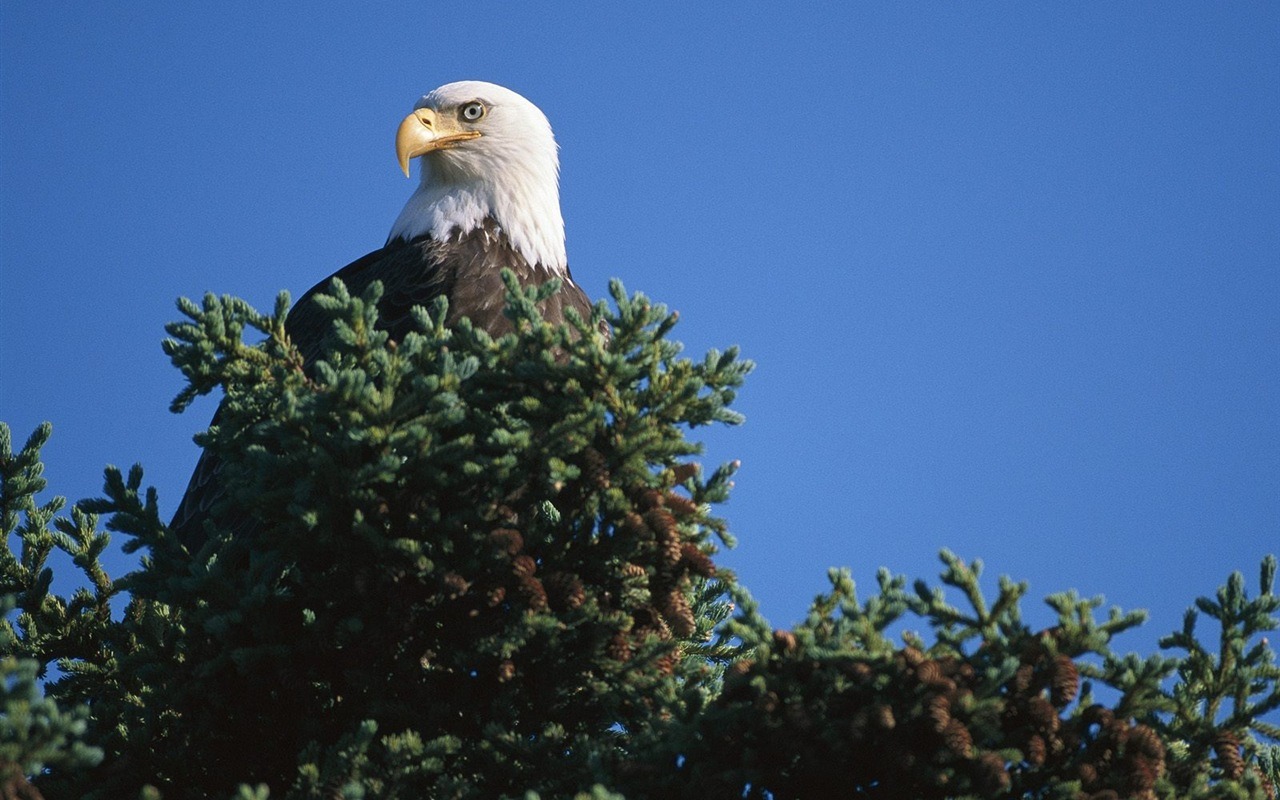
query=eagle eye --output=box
[461,102,485,122]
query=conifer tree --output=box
[1,276,1276,799]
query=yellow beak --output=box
[395,108,483,177]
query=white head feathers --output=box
[387,81,567,274]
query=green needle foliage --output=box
[649,552,1277,799]
[1,276,1276,799]
[1,604,104,799]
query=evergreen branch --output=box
[5,280,1277,799]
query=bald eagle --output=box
[171,81,593,544]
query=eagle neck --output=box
[387,174,567,275]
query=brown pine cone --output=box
[1214,730,1245,780]
[1126,724,1164,759]
[512,554,537,578]
[1012,662,1035,694]
[772,629,798,654]
[664,492,699,516]
[874,704,897,731]
[1025,733,1046,766]
[942,719,972,757]
[680,543,716,577]
[517,575,548,611]
[661,588,696,637]
[655,651,678,675]
[544,572,586,611]
[488,527,524,555]
[925,694,951,733]
[1050,654,1080,706]
[1026,695,1060,734]
[915,659,944,687]
[441,572,469,598]
[640,489,666,509]
[649,512,682,567]
[902,646,926,667]
[976,751,1011,793]
[581,447,610,489]
[621,512,649,539]
[671,462,699,483]
[606,633,632,662]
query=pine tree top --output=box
[1,278,1276,799]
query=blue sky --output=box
[3,4,1277,663]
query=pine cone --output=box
[640,489,666,509]
[847,661,873,683]
[1012,663,1035,694]
[925,694,951,733]
[655,651,678,675]
[1078,763,1098,789]
[1126,724,1164,760]
[497,660,516,682]
[942,719,972,757]
[644,508,677,534]
[606,633,632,662]
[680,543,716,577]
[664,491,699,516]
[1025,733,1047,766]
[517,575,548,611]
[441,571,470,598]
[772,629,798,654]
[488,528,523,556]
[1026,695,1060,734]
[661,588,696,637]
[1214,730,1245,780]
[671,462,699,483]
[621,512,649,539]
[646,509,681,566]
[580,447,610,489]
[1050,654,1080,706]
[874,704,896,731]
[543,572,586,611]
[976,751,1011,793]
[512,554,537,578]
[915,659,944,687]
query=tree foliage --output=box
[1,277,1276,799]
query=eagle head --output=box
[388,81,566,273]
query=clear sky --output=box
[2,4,1277,663]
